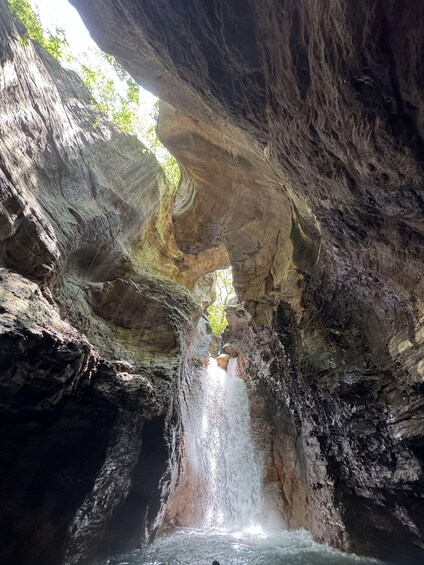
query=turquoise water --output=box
[100,527,383,565]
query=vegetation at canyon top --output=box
[207,268,235,335]
[7,0,180,189]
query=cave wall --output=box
[69,0,424,562]
[1,0,424,562]
[0,2,211,563]
[223,304,423,565]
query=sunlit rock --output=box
[216,353,230,370]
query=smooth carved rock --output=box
[70,0,424,339]
[158,101,294,304]
[216,353,230,370]
[67,2,424,559]
[0,2,209,564]
[87,279,177,354]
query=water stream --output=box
[189,357,263,530]
[98,358,383,565]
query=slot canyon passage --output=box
[0,0,424,563]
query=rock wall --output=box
[2,0,424,562]
[0,2,209,563]
[69,0,424,563]
[223,305,424,564]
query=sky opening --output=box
[29,0,157,107]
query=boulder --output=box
[216,354,230,370]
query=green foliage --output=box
[207,268,235,335]
[7,0,181,188]
[8,0,68,59]
[208,302,227,335]
[141,102,181,190]
[79,60,138,134]
[162,154,181,191]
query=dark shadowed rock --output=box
[0,2,209,563]
[68,0,424,560]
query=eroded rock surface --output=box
[0,2,209,563]
[1,0,424,562]
[69,0,424,561]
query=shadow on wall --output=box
[0,389,116,565]
[97,415,170,559]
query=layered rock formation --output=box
[0,2,210,563]
[1,0,424,562]
[69,1,424,563]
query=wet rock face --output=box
[2,0,424,562]
[225,305,424,564]
[0,2,207,564]
[68,0,424,560]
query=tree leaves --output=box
[207,268,235,335]
[7,0,180,190]
[8,0,68,59]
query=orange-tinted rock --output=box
[216,354,230,370]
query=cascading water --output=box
[97,357,384,565]
[189,357,262,530]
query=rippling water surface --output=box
[100,527,383,565]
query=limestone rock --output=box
[216,353,230,370]
[0,2,205,564]
[68,1,424,560]
[209,333,221,357]
[224,304,424,564]
[221,343,239,358]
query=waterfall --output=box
[99,357,382,565]
[187,357,263,531]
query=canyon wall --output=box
[0,2,212,563]
[69,1,424,563]
[1,0,423,563]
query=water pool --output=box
[99,527,383,565]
